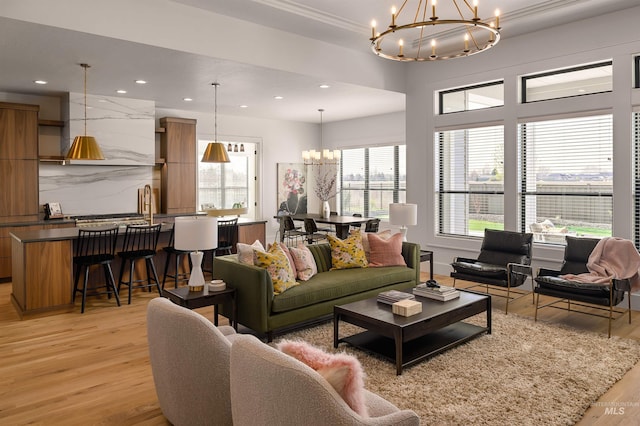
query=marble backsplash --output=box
[39,164,157,216]
[64,93,155,166]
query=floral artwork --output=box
[277,163,307,215]
[314,168,339,202]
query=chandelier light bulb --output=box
[369,0,501,61]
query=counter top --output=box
[9,218,267,243]
[1,213,267,229]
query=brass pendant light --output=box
[65,63,105,160]
[201,82,230,163]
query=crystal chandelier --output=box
[370,0,501,62]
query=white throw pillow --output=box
[236,240,265,265]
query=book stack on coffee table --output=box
[377,290,416,305]
[413,282,460,301]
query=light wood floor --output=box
[1,275,639,425]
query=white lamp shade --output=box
[174,216,218,251]
[389,203,418,226]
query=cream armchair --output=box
[229,335,420,426]
[146,297,237,426]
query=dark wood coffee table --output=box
[334,290,491,375]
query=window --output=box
[437,125,504,237]
[197,140,257,218]
[340,145,406,219]
[439,81,504,114]
[519,114,613,244]
[522,61,612,103]
[634,112,640,247]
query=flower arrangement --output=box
[314,170,339,202]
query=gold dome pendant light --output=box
[65,63,105,160]
[370,0,501,62]
[201,83,230,163]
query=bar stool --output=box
[117,223,162,304]
[73,227,121,313]
[161,223,191,289]
[216,218,238,255]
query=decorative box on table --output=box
[392,299,422,317]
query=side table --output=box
[164,287,237,331]
[420,250,434,281]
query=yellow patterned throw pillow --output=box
[327,231,368,270]
[254,243,299,295]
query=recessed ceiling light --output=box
[34,80,47,85]
[319,84,330,89]
[183,97,193,102]
[116,89,127,94]
[135,80,147,84]
[274,96,284,100]
[239,105,248,108]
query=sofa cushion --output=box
[277,340,368,417]
[237,240,265,265]
[327,232,368,270]
[368,232,406,267]
[272,266,415,313]
[535,275,611,297]
[268,242,297,279]
[289,243,318,281]
[451,261,507,278]
[477,229,533,266]
[254,244,298,295]
[354,229,392,261]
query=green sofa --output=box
[215,241,421,341]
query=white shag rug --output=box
[275,313,640,425]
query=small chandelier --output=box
[370,0,501,62]
[302,109,341,166]
[65,63,105,160]
[202,82,230,163]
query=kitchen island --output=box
[9,218,266,319]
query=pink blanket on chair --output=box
[561,237,640,291]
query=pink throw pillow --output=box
[277,340,368,417]
[368,232,406,267]
[288,243,318,281]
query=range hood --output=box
[62,92,156,166]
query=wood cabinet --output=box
[159,117,197,214]
[0,102,40,222]
[0,222,75,281]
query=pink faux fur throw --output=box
[561,237,640,291]
[276,339,369,417]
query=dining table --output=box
[275,213,372,240]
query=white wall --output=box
[157,107,319,242]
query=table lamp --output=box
[389,203,418,241]
[174,216,218,292]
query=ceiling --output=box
[0,0,637,123]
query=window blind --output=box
[519,114,612,243]
[437,125,504,237]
